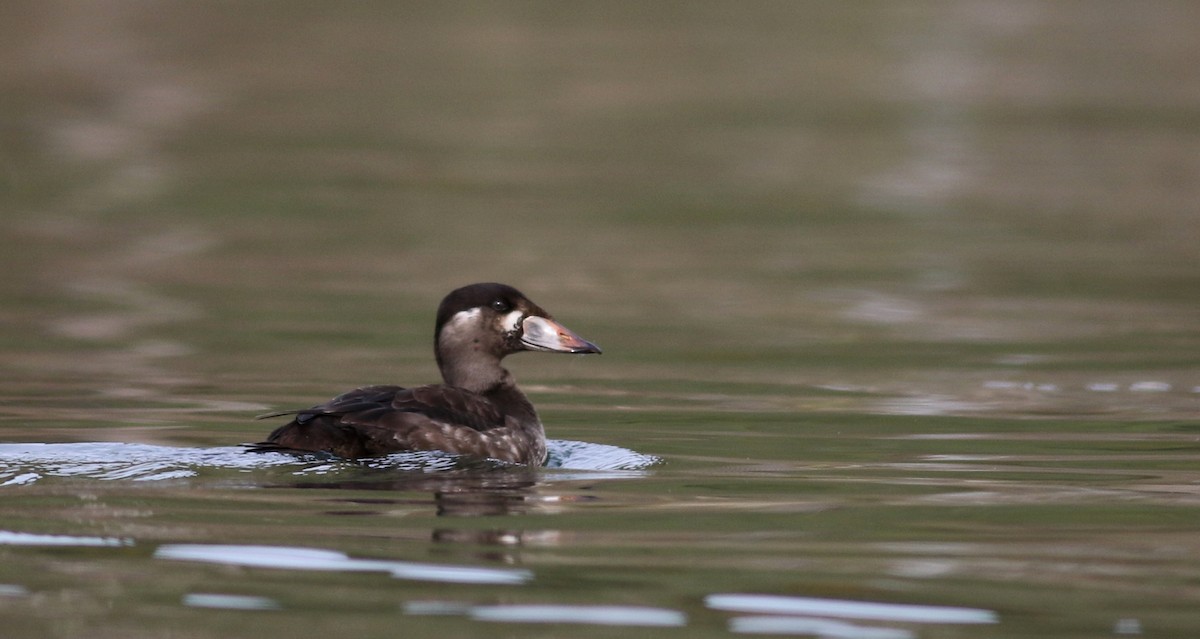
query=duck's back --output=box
[252,384,546,464]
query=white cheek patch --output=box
[441,308,482,343]
[446,308,482,330]
[501,309,524,332]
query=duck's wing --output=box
[249,384,507,458]
[390,384,507,432]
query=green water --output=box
[2,2,1199,637]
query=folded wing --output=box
[250,384,509,458]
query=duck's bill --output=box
[521,316,602,354]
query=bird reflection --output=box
[270,461,571,556]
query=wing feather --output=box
[251,384,510,458]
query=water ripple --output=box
[0,439,659,485]
[0,530,133,547]
[182,593,281,611]
[470,604,686,626]
[706,593,998,624]
[155,544,530,585]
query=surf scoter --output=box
[250,282,601,465]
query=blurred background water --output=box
[1,2,1198,637]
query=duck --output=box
[250,282,601,466]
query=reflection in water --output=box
[0,530,133,547]
[283,464,552,554]
[0,440,654,562]
[402,601,687,627]
[182,593,281,611]
[728,616,913,638]
[470,604,687,627]
[706,593,998,624]
[435,485,530,516]
[155,544,531,585]
[289,463,589,557]
[431,528,561,547]
[0,584,30,598]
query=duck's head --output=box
[434,283,600,389]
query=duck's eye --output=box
[490,299,511,313]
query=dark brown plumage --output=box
[249,283,600,465]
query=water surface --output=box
[2,2,1199,638]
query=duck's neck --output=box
[434,334,511,393]
[440,356,512,394]
[436,345,538,422]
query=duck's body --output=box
[252,283,600,465]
